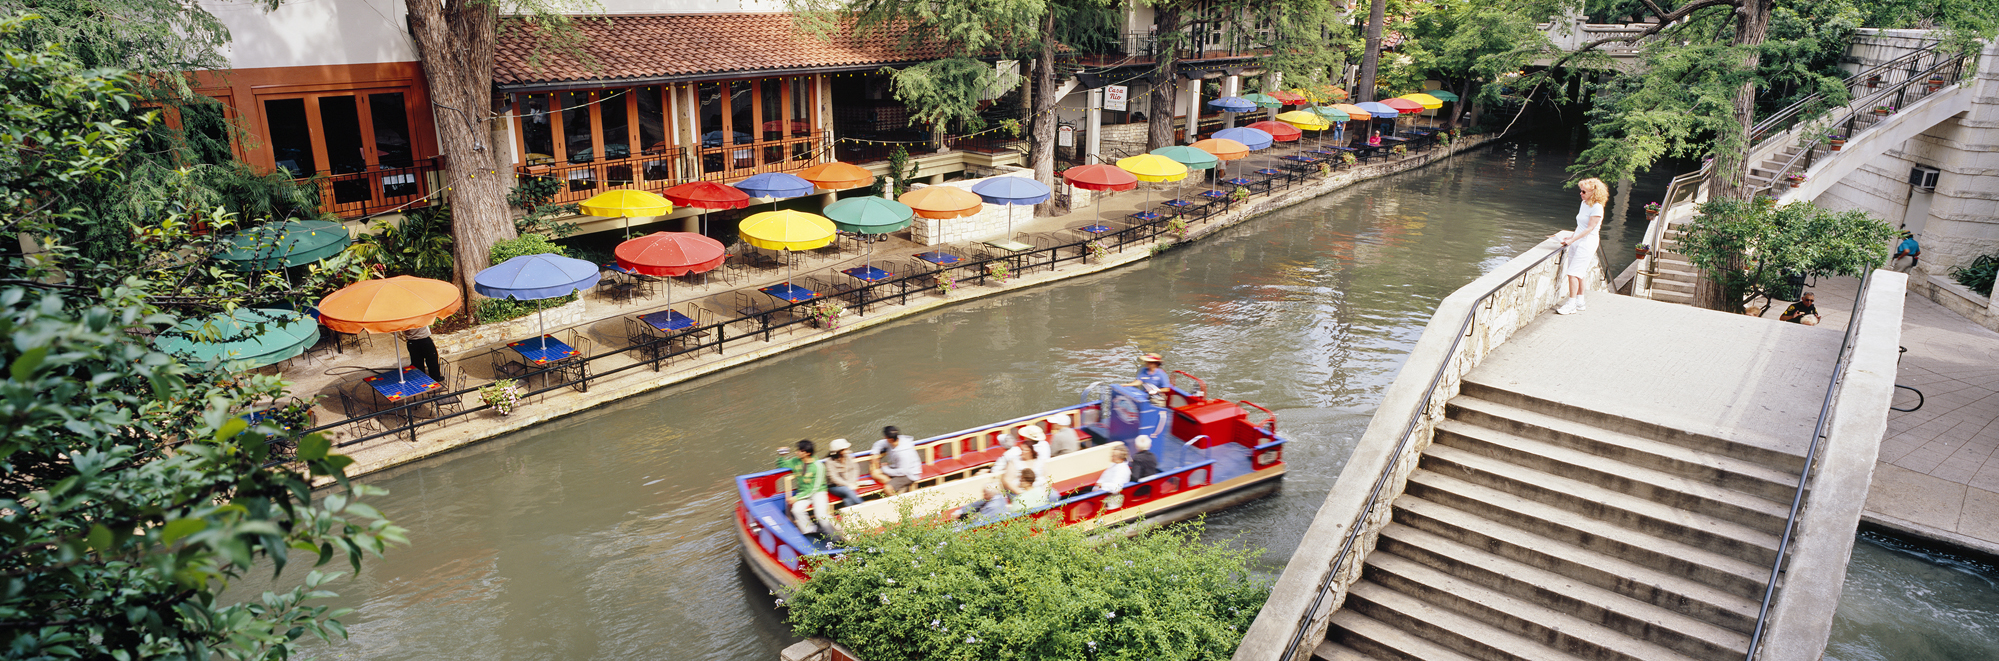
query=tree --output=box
[1400,0,1558,128]
[1676,198,1896,311]
[785,517,1268,661]
[403,0,595,310]
[0,22,404,658]
[1142,0,1351,150]
[1355,0,1388,102]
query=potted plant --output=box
[269,396,319,434]
[985,260,1011,284]
[1086,239,1109,262]
[1635,243,1651,259]
[1340,152,1358,167]
[1866,74,1882,88]
[1643,201,1662,220]
[1828,135,1846,151]
[935,271,959,296]
[479,379,522,416]
[1165,216,1189,242]
[1229,187,1250,203]
[1391,144,1408,156]
[1785,173,1807,188]
[1873,105,1894,116]
[806,299,847,330]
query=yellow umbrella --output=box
[1116,154,1189,216]
[1276,110,1331,131]
[579,190,674,238]
[1399,93,1444,110]
[739,209,838,287]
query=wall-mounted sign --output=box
[1105,85,1128,112]
[1058,125,1075,147]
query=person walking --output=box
[1554,178,1608,315]
[397,324,441,378]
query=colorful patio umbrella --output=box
[1117,154,1188,216]
[216,220,351,271]
[739,209,837,286]
[317,275,462,383]
[1191,138,1251,161]
[1149,146,1217,197]
[1241,93,1282,109]
[1245,121,1304,142]
[897,186,983,220]
[1424,90,1460,102]
[1310,106,1352,123]
[823,197,915,272]
[1354,101,1401,119]
[971,177,1052,238]
[1061,164,1139,228]
[1207,97,1257,113]
[579,190,674,239]
[1382,97,1426,113]
[1297,86,1348,102]
[1399,93,1444,110]
[614,231,727,310]
[156,308,321,370]
[1270,91,1308,106]
[475,253,602,352]
[1213,127,1273,150]
[797,161,876,191]
[735,172,816,200]
[1275,111,1330,131]
[664,181,751,235]
[1331,103,1373,120]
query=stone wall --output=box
[433,296,589,356]
[907,167,1041,245]
[1233,234,1599,661]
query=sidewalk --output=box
[1795,274,1999,554]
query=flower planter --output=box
[1635,247,1651,260]
[1829,140,1845,151]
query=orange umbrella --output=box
[797,162,875,191]
[1191,138,1251,161]
[317,275,462,383]
[897,186,983,220]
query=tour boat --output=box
[734,372,1288,591]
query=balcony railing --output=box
[300,158,441,219]
[514,130,829,206]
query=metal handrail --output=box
[1744,268,1876,658]
[1755,50,1969,197]
[1750,41,1944,142]
[1280,244,1567,659]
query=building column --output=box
[1223,75,1241,129]
[1263,72,1280,120]
[1181,77,1202,143]
[1085,87,1104,165]
[1915,38,1999,304]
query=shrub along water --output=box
[784,517,1268,661]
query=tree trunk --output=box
[1146,5,1182,152]
[1694,0,1773,312]
[1357,0,1388,102]
[1030,9,1058,215]
[408,0,517,312]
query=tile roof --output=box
[494,13,950,88]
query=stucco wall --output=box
[202,0,417,70]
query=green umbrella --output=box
[824,197,916,234]
[1150,146,1218,196]
[1310,106,1352,122]
[217,220,351,271]
[1424,90,1460,102]
[1242,93,1282,109]
[155,308,321,370]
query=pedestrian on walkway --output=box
[1554,178,1607,315]
[397,324,441,378]
[1894,232,1921,271]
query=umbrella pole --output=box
[394,336,406,383]
[537,299,548,351]
[1006,205,1015,240]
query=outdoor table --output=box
[639,308,697,332]
[365,366,442,405]
[1128,211,1169,223]
[759,283,816,303]
[1254,168,1285,177]
[1162,199,1198,210]
[1282,155,1323,164]
[1197,190,1231,201]
[1078,224,1113,235]
[509,335,581,367]
[841,265,893,282]
[915,251,961,265]
[1220,177,1255,187]
[982,239,1036,274]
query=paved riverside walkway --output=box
[1752,274,1999,554]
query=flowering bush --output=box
[1340,152,1358,166]
[479,379,521,415]
[936,271,959,296]
[1644,201,1662,214]
[985,260,1010,284]
[807,298,847,330]
[784,517,1267,661]
[1086,239,1110,261]
[1390,144,1407,156]
[1166,216,1189,242]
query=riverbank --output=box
[305,134,1500,482]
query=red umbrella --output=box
[1381,98,1426,114]
[663,181,750,235]
[615,231,727,310]
[1245,121,1303,142]
[1062,164,1139,228]
[1270,91,1308,106]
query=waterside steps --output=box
[1237,259,1906,661]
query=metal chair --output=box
[427,363,469,424]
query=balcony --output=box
[299,158,442,219]
[515,131,829,205]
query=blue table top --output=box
[1282,155,1321,162]
[365,367,441,401]
[639,309,696,332]
[509,335,580,365]
[760,283,817,302]
[1198,190,1230,199]
[915,251,961,265]
[1079,224,1113,234]
[1221,178,1254,186]
[1255,169,1285,176]
[842,265,893,282]
[1163,199,1197,208]
[607,263,637,275]
[1129,211,1166,222]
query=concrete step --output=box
[1311,640,1377,661]
[1651,288,1694,304]
[1363,551,1723,661]
[1454,383,1809,475]
[1416,444,1781,565]
[1653,278,1697,294]
[1432,420,1791,533]
[1392,497,1762,630]
[1402,470,1770,598]
[1326,608,1486,661]
[1342,580,1603,661]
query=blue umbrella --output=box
[475,253,602,350]
[971,177,1052,239]
[1214,127,1273,150]
[1208,96,1257,113]
[1355,101,1400,119]
[736,172,816,200]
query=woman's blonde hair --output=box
[1578,178,1610,206]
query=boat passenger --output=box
[1047,415,1081,456]
[1017,426,1052,467]
[869,426,921,496]
[1095,445,1132,494]
[786,440,841,540]
[824,439,864,508]
[961,484,1011,522]
[1128,353,1170,396]
[1129,435,1160,481]
[1000,443,1044,495]
[1010,468,1055,512]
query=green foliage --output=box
[870,146,922,197]
[1678,198,1897,307]
[785,517,1268,661]
[490,233,568,263]
[1950,254,1999,297]
[885,56,1008,131]
[347,205,456,281]
[1399,0,1555,103]
[508,176,581,237]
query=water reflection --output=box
[1826,533,1999,661]
[248,139,1673,660]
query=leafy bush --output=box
[490,233,567,263]
[1952,254,1999,297]
[346,203,455,281]
[1678,198,1896,310]
[508,176,580,237]
[480,234,576,323]
[784,517,1268,661]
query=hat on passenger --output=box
[1017,426,1046,442]
[1046,415,1071,427]
[828,438,851,452]
[1134,434,1153,451]
[1140,353,1163,364]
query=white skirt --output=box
[1560,233,1599,280]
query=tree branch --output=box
[1542,0,1740,72]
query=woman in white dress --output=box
[1554,178,1608,315]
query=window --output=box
[514,78,816,194]
[562,90,595,163]
[265,98,314,177]
[521,93,554,163]
[258,90,424,210]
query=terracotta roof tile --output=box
[495,13,949,88]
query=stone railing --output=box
[1234,238,1602,661]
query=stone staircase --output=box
[1312,378,1804,661]
[1648,221,1698,305]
